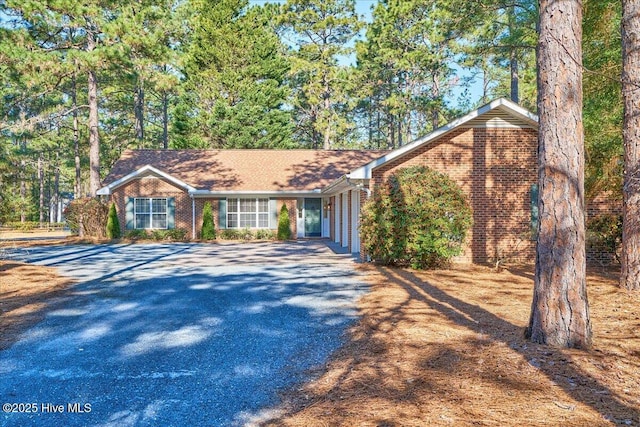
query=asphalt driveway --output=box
[0,241,367,427]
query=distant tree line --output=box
[0,0,621,228]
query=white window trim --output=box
[226,197,270,229]
[134,197,168,230]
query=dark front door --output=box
[304,198,322,237]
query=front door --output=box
[304,198,322,237]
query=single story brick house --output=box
[97,98,541,263]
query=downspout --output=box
[191,195,196,240]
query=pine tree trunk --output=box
[162,90,169,150]
[323,75,331,150]
[72,68,81,199]
[431,72,440,130]
[509,6,519,104]
[621,0,640,291]
[135,77,145,145]
[38,153,44,226]
[87,26,100,197]
[510,52,519,104]
[526,0,592,348]
[20,158,26,223]
[53,152,60,223]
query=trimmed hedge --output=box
[123,228,188,241]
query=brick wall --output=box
[111,179,301,239]
[371,127,538,264]
[111,176,191,234]
[194,197,298,238]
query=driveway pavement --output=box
[0,241,367,427]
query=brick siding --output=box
[111,176,191,234]
[111,180,300,239]
[371,127,538,264]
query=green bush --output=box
[3,221,38,231]
[165,228,189,241]
[255,229,276,240]
[360,165,473,269]
[150,228,188,241]
[586,214,622,261]
[219,229,242,240]
[219,228,264,240]
[277,204,292,240]
[201,202,216,240]
[105,203,121,239]
[239,227,253,240]
[124,229,149,240]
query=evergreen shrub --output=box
[201,202,216,240]
[360,165,473,269]
[586,214,622,262]
[106,203,121,239]
[124,229,149,240]
[277,204,291,240]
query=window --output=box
[227,198,269,228]
[134,198,167,229]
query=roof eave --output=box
[189,189,323,198]
[97,164,196,195]
[350,98,539,179]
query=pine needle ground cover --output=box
[264,264,639,427]
[1,243,638,426]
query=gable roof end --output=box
[347,98,538,180]
[96,164,196,196]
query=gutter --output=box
[321,175,348,194]
[188,190,322,198]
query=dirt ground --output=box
[1,239,638,426]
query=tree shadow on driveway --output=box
[0,242,367,427]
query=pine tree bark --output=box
[19,135,27,223]
[38,153,44,226]
[88,67,100,196]
[135,77,145,145]
[87,22,100,197]
[162,90,169,150]
[53,151,60,223]
[526,0,592,348]
[323,73,331,150]
[508,6,519,104]
[510,52,519,104]
[72,69,81,198]
[621,0,640,291]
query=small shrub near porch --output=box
[106,203,121,239]
[201,202,216,240]
[277,204,292,240]
[360,165,473,269]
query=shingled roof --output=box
[102,149,388,193]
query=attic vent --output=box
[466,110,535,129]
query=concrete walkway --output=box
[1,241,367,427]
